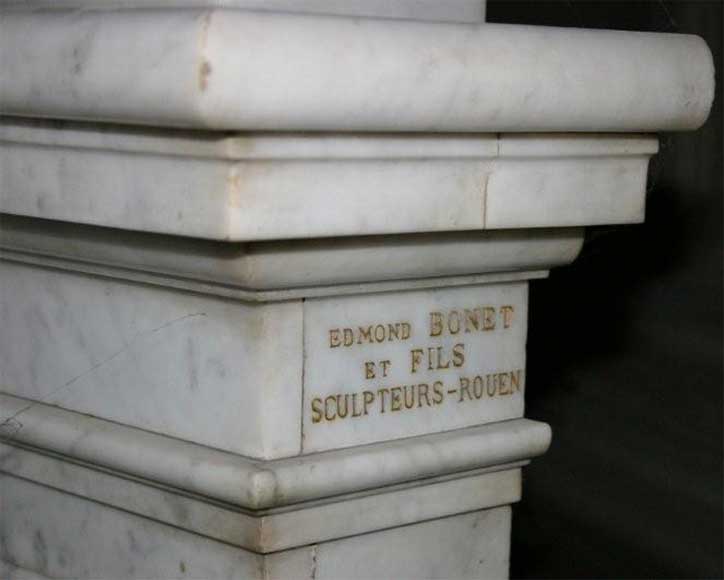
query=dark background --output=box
[486,1,723,578]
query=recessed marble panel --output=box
[302,283,527,452]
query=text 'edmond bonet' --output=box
[310,305,521,424]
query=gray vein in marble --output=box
[0,312,207,437]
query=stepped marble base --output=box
[0,467,512,580]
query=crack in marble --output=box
[0,312,208,437]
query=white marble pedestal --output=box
[0,3,714,579]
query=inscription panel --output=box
[302,283,527,452]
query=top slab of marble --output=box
[0,8,714,132]
[0,0,486,23]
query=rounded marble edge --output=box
[0,10,715,132]
[0,438,523,552]
[0,392,551,509]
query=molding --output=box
[0,392,551,510]
[0,125,658,241]
[0,440,524,552]
[0,248,550,301]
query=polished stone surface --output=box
[0,124,659,240]
[0,11,714,132]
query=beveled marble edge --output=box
[0,10,714,132]
[0,439,523,552]
[0,120,659,159]
[0,247,549,302]
[0,392,551,510]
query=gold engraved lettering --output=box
[390,387,403,412]
[486,374,497,397]
[324,396,336,421]
[410,348,424,373]
[464,309,480,332]
[473,376,484,399]
[453,370,524,402]
[448,310,462,334]
[311,397,323,423]
[309,372,523,423]
[459,377,472,402]
[432,381,444,405]
[498,373,510,395]
[410,344,466,373]
[510,369,521,392]
[352,393,364,417]
[365,361,375,380]
[336,394,349,418]
[482,307,496,330]
[501,305,514,328]
[358,326,373,344]
[316,303,522,426]
[428,306,513,337]
[377,388,390,413]
[380,360,391,377]
[452,343,466,367]
[363,359,391,380]
[418,383,431,407]
[363,390,375,414]
[429,312,444,337]
[403,385,416,409]
[330,321,412,349]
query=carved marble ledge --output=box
[0,393,549,515]
[0,122,658,242]
[0,392,546,578]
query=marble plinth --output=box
[0,1,715,578]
